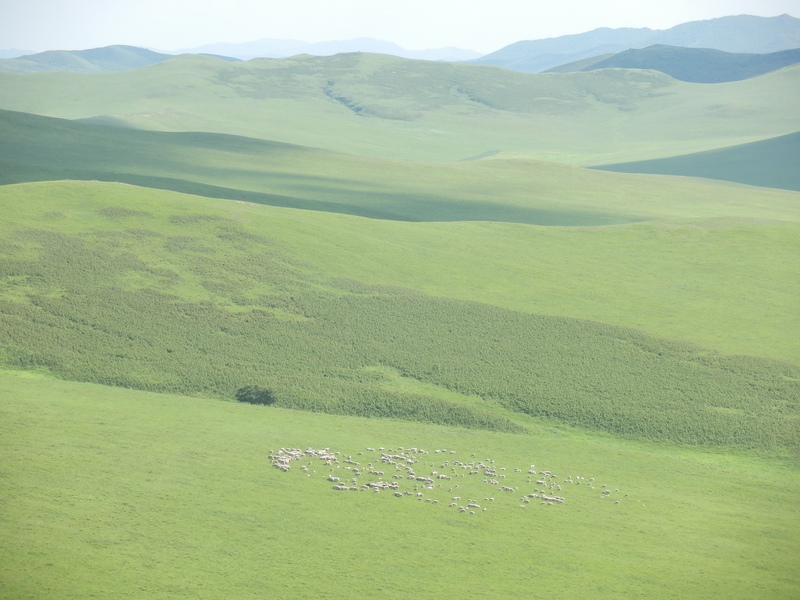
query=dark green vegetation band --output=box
[1,220,797,451]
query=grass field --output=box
[2,369,799,600]
[2,49,799,599]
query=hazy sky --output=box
[2,0,798,53]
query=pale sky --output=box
[2,0,798,54]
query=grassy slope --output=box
[3,109,800,225]
[2,369,798,600]
[0,54,798,164]
[271,213,800,365]
[593,131,800,191]
[2,108,799,361]
[1,181,797,453]
[2,180,798,365]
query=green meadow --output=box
[1,51,799,598]
[3,370,799,600]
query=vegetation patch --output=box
[1,184,797,452]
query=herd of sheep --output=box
[269,446,630,513]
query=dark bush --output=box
[235,385,277,405]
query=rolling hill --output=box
[471,14,800,72]
[0,53,798,166]
[2,22,800,600]
[0,45,178,73]
[545,45,800,83]
[3,108,800,224]
[1,179,798,451]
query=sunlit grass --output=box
[2,369,798,600]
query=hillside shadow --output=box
[0,162,636,226]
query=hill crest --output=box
[546,45,800,83]
[0,45,176,73]
[472,14,800,73]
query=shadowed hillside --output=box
[546,45,800,83]
[594,131,800,191]
[2,108,800,225]
[471,14,800,72]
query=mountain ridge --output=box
[472,14,800,72]
[546,45,800,83]
[0,45,179,73]
[173,37,481,61]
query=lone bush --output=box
[235,385,277,406]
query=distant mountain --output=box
[593,132,800,192]
[175,37,481,61]
[472,14,800,73]
[546,45,800,83]
[0,45,178,73]
[0,49,34,59]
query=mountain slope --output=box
[473,14,800,72]
[546,45,800,83]
[593,131,800,191]
[0,45,176,73]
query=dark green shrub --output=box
[235,385,276,406]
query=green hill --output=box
[0,45,176,74]
[3,108,800,225]
[545,45,800,83]
[1,53,798,164]
[2,107,799,365]
[1,180,798,452]
[593,131,800,191]
[2,27,799,600]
